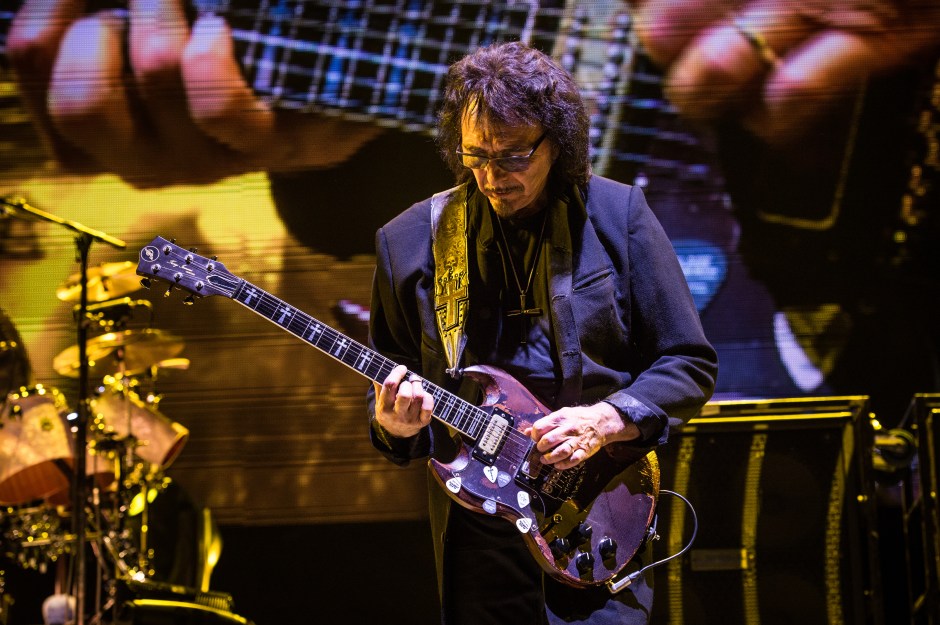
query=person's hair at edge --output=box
[437,40,592,189]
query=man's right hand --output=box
[7,0,383,187]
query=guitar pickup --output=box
[471,408,512,465]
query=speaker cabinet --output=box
[902,394,940,624]
[650,396,882,625]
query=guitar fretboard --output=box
[221,272,490,438]
[191,0,709,181]
[1,0,715,182]
[199,0,566,131]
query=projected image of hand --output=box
[7,0,382,187]
[625,0,940,147]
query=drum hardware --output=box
[0,503,109,574]
[56,320,192,609]
[1,307,32,409]
[1,195,127,625]
[3,200,209,623]
[74,298,154,333]
[94,508,151,582]
[90,377,189,470]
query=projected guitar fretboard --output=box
[192,0,702,178]
[1,0,714,181]
[210,0,563,129]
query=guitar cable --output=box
[606,489,698,595]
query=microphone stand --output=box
[1,196,125,625]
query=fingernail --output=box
[190,13,227,49]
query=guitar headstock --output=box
[137,236,239,302]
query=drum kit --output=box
[1,260,193,621]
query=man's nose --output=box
[484,160,507,176]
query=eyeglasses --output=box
[455,133,547,172]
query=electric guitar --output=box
[137,236,659,591]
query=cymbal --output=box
[52,329,185,378]
[56,261,141,303]
[103,357,192,379]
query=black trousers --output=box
[442,505,653,625]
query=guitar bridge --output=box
[519,451,587,503]
[471,408,512,465]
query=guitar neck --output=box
[201,0,568,133]
[201,0,700,178]
[0,0,709,182]
[218,268,486,439]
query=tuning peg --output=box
[140,278,152,289]
[163,286,174,298]
[183,295,196,305]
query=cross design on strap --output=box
[436,265,469,332]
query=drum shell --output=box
[91,386,188,468]
[0,386,72,505]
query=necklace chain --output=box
[495,212,548,298]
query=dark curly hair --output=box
[436,41,591,188]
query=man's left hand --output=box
[526,403,641,470]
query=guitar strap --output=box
[431,183,470,378]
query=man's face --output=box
[459,111,555,220]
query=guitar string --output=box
[246,281,576,483]
[230,8,630,90]
[228,3,695,180]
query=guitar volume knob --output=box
[575,551,595,574]
[572,522,593,546]
[549,538,572,560]
[598,536,618,560]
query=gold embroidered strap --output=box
[431,183,470,378]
